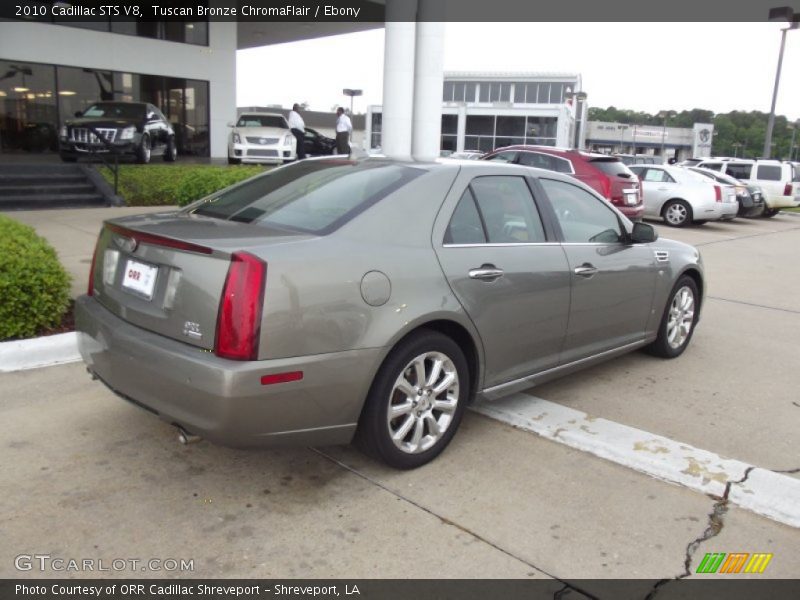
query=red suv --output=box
[482,146,644,221]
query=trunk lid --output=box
[589,157,642,208]
[90,211,313,350]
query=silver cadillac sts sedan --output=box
[76,158,704,469]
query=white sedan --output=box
[629,164,738,227]
[228,112,296,165]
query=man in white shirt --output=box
[287,103,306,159]
[335,107,352,156]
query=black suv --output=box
[59,101,177,164]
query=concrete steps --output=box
[0,163,113,210]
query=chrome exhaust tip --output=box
[175,426,201,445]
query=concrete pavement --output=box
[1,208,799,588]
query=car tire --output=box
[662,199,692,227]
[354,330,470,469]
[227,156,241,165]
[763,208,780,218]
[693,220,707,226]
[162,136,177,162]
[136,134,151,164]
[645,275,700,359]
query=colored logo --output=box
[696,552,773,574]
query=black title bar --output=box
[3,0,800,22]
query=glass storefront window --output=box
[0,60,57,152]
[441,114,458,135]
[370,112,382,149]
[56,67,114,124]
[1,59,209,156]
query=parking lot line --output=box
[473,393,800,529]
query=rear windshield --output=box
[589,158,634,177]
[188,160,424,234]
[81,103,145,120]
[236,115,287,128]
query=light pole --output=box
[764,7,799,158]
[788,120,799,160]
[618,124,629,153]
[659,110,676,159]
[342,88,363,115]
[732,142,743,158]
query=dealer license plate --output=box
[121,259,158,300]
[624,191,639,206]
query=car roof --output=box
[489,145,620,161]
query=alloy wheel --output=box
[386,351,459,454]
[667,285,695,349]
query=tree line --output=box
[588,106,799,160]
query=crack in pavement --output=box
[308,447,599,600]
[693,224,800,248]
[706,296,800,315]
[644,467,755,599]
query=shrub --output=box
[0,216,72,340]
[99,164,265,206]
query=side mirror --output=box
[74,111,83,118]
[226,121,234,128]
[630,222,658,244]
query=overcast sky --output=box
[237,22,800,121]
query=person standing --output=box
[288,103,306,160]
[335,107,352,155]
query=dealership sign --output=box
[692,123,714,157]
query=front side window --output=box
[540,178,622,244]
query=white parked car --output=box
[629,164,738,227]
[694,158,800,217]
[228,112,296,165]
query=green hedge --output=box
[99,164,265,206]
[0,216,72,340]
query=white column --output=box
[381,0,417,159]
[411,20,445,161]
[456,105,467,152]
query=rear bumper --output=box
[75,295,381,448]
[617,203,644,220]
[763,193,800,209]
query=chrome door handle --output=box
[657,187,669,191]
[573,264,598,277]
[469,265,504,281]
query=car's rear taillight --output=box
[714,185,722,202]
[598,174,612,201]
[87,235,101,296]
[215,251,267,361]
[784,183,793,196]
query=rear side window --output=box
[446,176,546,244]
[444,189,486,244]
[793,165,800,182]
[698,162,723,171]
[518,151,573,173]
[755,165,782,181]
[725,163,753,180]
[641,169,674,183]
[189,160,424,234]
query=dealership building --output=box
[0,16,378,158]
[0,4,712,163]
[367,72,588,153]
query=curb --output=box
[0,331,81,373]
[473,393,800,529]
